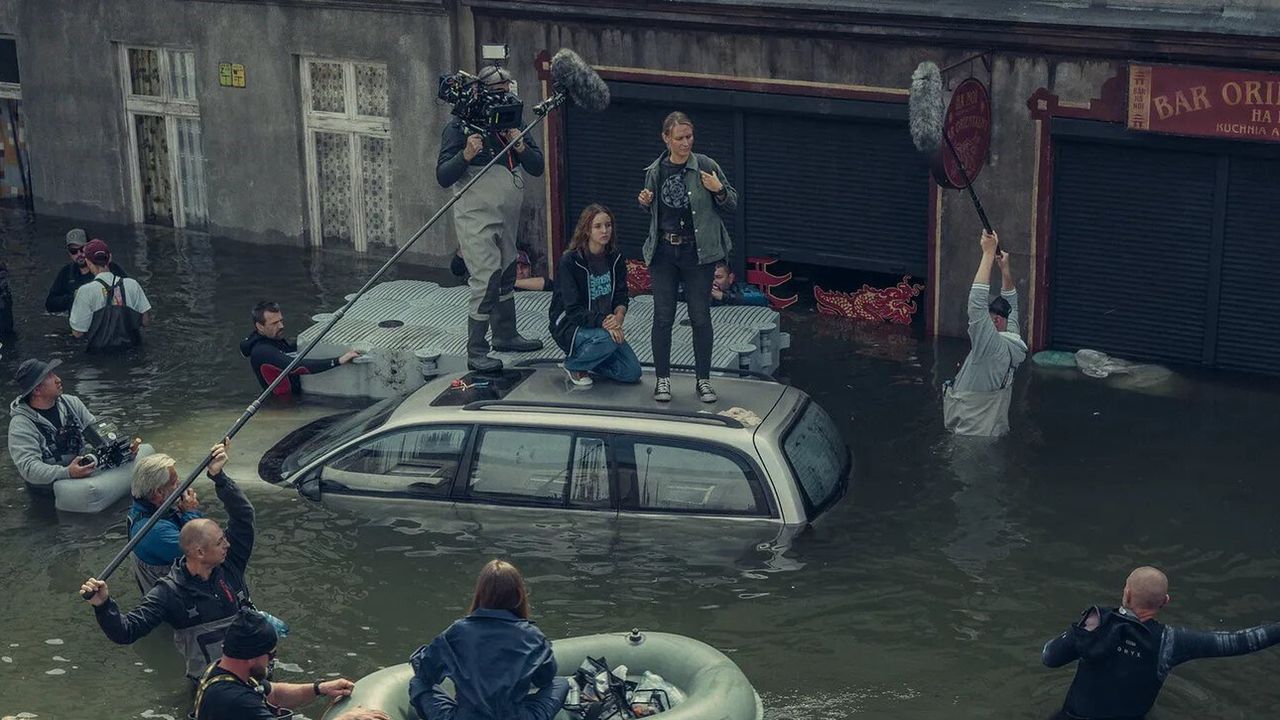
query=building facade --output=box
[5,0,1280,372]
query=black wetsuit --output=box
[1042,606,1280,719]
[238,331,343,394]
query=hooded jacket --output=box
[7,393,97,490]
[93,471,255,680]
[548,247,629,354]
[239,331,342,394]
[409,608,558,720]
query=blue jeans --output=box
[425,677,571,720]
[565,328,642,383]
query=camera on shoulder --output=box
[437,43,523,133]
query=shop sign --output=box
[932,78,991,189]
[1128,64,1280,143]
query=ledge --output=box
[188,0,447,14]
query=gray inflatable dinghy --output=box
[324,630,763,720]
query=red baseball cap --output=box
[82,238,111,264]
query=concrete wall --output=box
[471,13,1123,338]
[13,0,458,260]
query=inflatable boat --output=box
[54,444,155,513]
[324,630,763,720]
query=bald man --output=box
[81,441,261,682]
[1042,566,1280,718]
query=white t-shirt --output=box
[69,272,153,333]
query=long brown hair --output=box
[567,203,617,256]
[468,559,531,619]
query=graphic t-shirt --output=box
[657,158,694,235]
[586,252,613,316]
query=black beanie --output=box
[221,610,278,660]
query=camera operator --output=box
[436,65,545,373]
[7,358,125,493]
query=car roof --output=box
[386,366,792,430]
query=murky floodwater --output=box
[1,209,1278,719]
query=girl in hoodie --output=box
[548,204,642,387]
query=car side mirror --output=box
[298,469,322,502]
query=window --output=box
[568,436,611,509]
[120,46,208,228]
[320,425,469,496]
[0,37,30,204]
[618,438,768,517]
[468,428,574,505]
[301,58,393,251]
[281,391,413,478]
[782,401,848,518]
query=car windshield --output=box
[280,392,409,479]
[782,400,849,519]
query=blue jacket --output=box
[126,498,203,566]
[409,609,557,720]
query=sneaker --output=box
[564,367,593,387]
[654,376,672,402]
[696,378,717,403]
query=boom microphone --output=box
[908,60,994,235]
[909,61,944,153]
[549,48,610,112]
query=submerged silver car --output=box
[259,363,851,525]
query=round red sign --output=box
[931,77,992,189]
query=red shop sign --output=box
[1128,64,1280,143]
[932,78,991,189]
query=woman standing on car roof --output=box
[637,111,738,405]
[408,559,569,720]
[548,204,642,388]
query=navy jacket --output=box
[409,609,557,720]
[548,248,628,354]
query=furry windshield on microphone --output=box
[909,61,944,154]
[550,49,610,113]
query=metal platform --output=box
[297,281,790,399]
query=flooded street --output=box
[2,210,1279,719]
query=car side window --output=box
[468,428,573,506]
[321,425,469,496]
[617,437,768,516]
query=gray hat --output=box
[65,229,87,248]
[15,358,62,399]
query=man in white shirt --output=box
[69,239,153,352]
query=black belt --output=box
[662,232,693,245]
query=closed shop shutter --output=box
[1217,156,1280,374]
[1050,140,1216,364]
[743,112,930,274]
[564,101,735,258]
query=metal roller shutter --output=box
[1217,156,1280,375]
[743,112,930,274]
[565,101,735,258]
[1050,140,1216,364]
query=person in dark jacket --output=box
[1042,565,1280,719]
[45,228,128,314]
[127,452,204,593]
[408,559,569,720]
[239,301,361,395]
[711,261,767,307]
[81,440,262,681]
[436,66,545,373]
[548,204,641,387]
[191,609,386,720]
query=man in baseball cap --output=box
[44,229,129,314]
[7,357,101,491]
[68,238,153,352]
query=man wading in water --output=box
[1042,566,1280,719]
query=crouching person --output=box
[548,204,641,388]
[409,559,569,720]
[81,440,258,682]
[192,609,388,720]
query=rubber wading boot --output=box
[467,317,503,373]
[490,297,543,352]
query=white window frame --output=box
[119,44,205,229]
[300,56,391,251]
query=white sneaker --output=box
[654,376,672,402]
[564,367,593,387]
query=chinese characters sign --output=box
[1128,64,1280,143]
